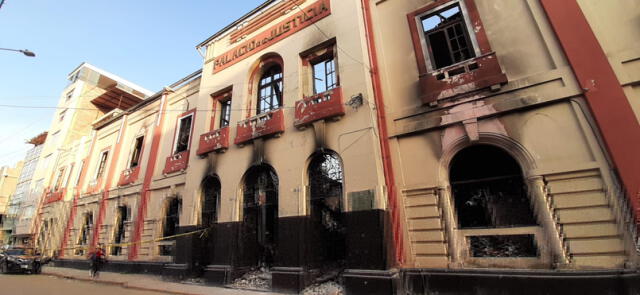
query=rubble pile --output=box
[228,269,271,291]
[302,280,344,295]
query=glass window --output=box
[95,151,109,179]
[219,99,232,128]
[257,65,283,114]
[312,57,337,94]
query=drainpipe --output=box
[361,0,404,265]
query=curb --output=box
[42,271,202,295]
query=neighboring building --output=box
[7,132,46,247]
[33,63,152,256]
[31,0,640,294]
[0,161,24,246]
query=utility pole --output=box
[0,0,5,11]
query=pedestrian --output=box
[89,245,106,278]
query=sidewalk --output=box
[42,266,280,295]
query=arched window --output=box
[201,176,220,227]
[257,65,283,114]
[308,151,345,266]
[450,145,538,258]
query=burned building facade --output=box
[32,0,640,294]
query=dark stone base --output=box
[343,269,397,295]
[402,269,640,295]
[162,263,188,281]
[272,267,306,294]
[202,264,233,285]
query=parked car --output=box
[0,247,43,274]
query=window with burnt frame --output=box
[174,115,193,154]
[53,167,66,190]
[129,136,144,168]
[312,57,337,94]
[219,99,232,128]
[257,65,283,114]
[95,151,109,180]
[111,206,128,256]
[421,3,476,70]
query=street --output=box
[0,273,172,295]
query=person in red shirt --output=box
[88,245,106,278]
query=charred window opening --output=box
[450,145,539,258]
[450,145,536,228]
[257,65,283,114]
[175,115,193,154]
[160,197,181,256]
[469,235,537,257]
[129,136,144,168]
[308,152,345,269]
[201,176,220,227]
[219,98,232,128]
[76,213,93,256]
[111,206,129,256]
[421,3,475,70]
[312,57,337,94]
[242,164,279,268]
[94,151,109,180]
[53,167,66,191]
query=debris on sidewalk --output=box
[228,269,271,291]
[302,280,344,295]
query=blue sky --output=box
[0,0,264,167]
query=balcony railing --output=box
[118,166,140,186]
[163,150,190,174]
[43,188,66,205]
[85,178,103,195]
[234,108,285,145]
[294,87,345,128]
[419,52,508,104]
[197,126,230,156]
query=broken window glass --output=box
[421,3,475,70]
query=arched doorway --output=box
[449,144,539,260]
[241,164,279,269]
[307,151,345,271]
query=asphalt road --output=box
[0,273,172,295]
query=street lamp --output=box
[0,48,36,57]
